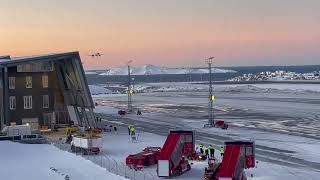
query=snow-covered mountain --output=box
[98,64,236,76]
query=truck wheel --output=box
[187,164,191,171]
[82,149,88,155]
[71,145,76,152]
[176,168,182,176]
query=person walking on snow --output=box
[208,144,215,158]
[204,146,209,158]
[128,125,132,135]
[199,144,204,154]
[130,126,136,136]
[220,146,224,157]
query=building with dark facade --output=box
[0,52,96,131]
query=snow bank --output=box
[113,82,320,94]
[0,141,127,180]
[217,84,320,94]
[98,64,236,76]
[85,71,97,75]
[247,161,320,180]
[89,85,112,95]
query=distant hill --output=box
[85,65,320,84]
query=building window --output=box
[26,76,32,88]
[23,96,32,109]
[9,77,15,89]
[25,64,32,72]
[42,75,48,88]
[17,62,53,72]
[43,95,49,108]
[9,96,16,110]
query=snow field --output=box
[89,82,320,97]
[0,141,128,180]
[100,124,320,180]
[95,65,236,76]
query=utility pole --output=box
[127,60,133,112]
[205,57,215,127]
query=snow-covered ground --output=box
[96,64,236,76]
[89,82,320,96]
[93,82,320,138]
[98,123,320,180]
[137,82,320,93]
[85,71,98,75]
[0,141,127,180]
[92,81,320,179]
[89,85,112,95]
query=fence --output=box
[52,140,158,180]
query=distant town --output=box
[228,70,320,82]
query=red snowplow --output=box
[157,130,195,177]
[214,120,228,129]
[126,147,161,170]
[204,141,255,180]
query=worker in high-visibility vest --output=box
[128,125,131,135]
[204,146,209,158]
[208,144,215,158]
[220,146,224,157]
[130,126,136,136]
[199,144,204,154]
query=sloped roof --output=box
[0,51,94,108]
[0,52,80,67]
[0,55,10,60]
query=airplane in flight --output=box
[88,52,103,57]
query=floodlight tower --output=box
[127,60,133,112]
[205,57,215,127]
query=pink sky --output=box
[0,0,319,69]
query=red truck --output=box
[157,130,195,177]
[204,141,255,180]
[126,147,161,170]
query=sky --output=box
[0,0,319,69]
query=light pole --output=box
[132,77,135,93]
[127,60,133,112]
[205,57,215,127]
